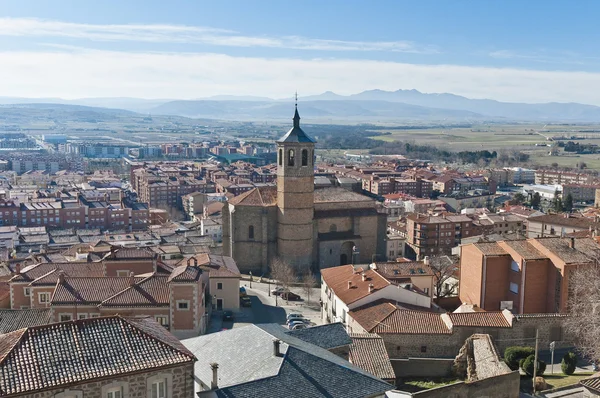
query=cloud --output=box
[1,47,600,105]
[0,17,434,53]
[489,49,596,66]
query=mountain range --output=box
[3,89,600,122]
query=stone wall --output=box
[410,371,520,398]
[15,364,195,398]
[392,358,454,378]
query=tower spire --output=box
[293,92,300,128]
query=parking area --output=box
[206,279,322,334]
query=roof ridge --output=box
[0,328,27,365]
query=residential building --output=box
[535,170,595,185]
[526,213,600,238]
[562,183,600,202]
[438,193,496,213]
[0,315,196,398]
[478,213,525,234]
[459,237,599,313]
[183,323,393,397]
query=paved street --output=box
[207,279,322,334]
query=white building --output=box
[201,217,222,242]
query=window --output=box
[116,270,129,277]
[248,225,254,240]
[177,300,190,311]
[155,315,169,326]
[60,313,73,322]
[90,314,99,318]
[53,390,83,398]
[424,287,430,295]
[102,382,129,398]
[301,149,308,166]
[420,346,427,353]
[288,149,295,166]
[278,148,282,166]
[39,292,50,304]
[511,260,519,272]
[23,287,31,297]
[151,380,166,398]
[78,314,88,320]
[509,282,519,294]
[106,388,122,398]
[217,282,223,290]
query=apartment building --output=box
[535,170,596,185]
[405,213,480,260]
[363,177,433,198]
[459,237,599,314]
[526,213,600,238]
[562,183,600,202]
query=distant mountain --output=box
[0,97,169,112]
[197,95,274,102]
[149,99,483,121]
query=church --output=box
[222,106,387,274]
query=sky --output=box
[1,0,600,104]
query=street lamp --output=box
[352,246,359,265]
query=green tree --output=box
[521,354,546,376]
[513,192,526,205]
[504,346,535,371]
[564,193,574,212]
[561,352,577,375]
[530,192,541,209]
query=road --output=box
[207,280,322,333]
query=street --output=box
[207,279,322,334]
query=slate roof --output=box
[0,309,52,334]
[348,333,395,380]
[276,108,316,144]
[167,264,203,283]
[183,323,392,398]
[0,316,195,396]
[229,186,277,207]
[321,265,390,305]
[285,323,351,350]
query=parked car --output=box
[240,296,252,307]
[288,320,307,329]
[222,311,234,321]
[286,313,303,321]
[287,317,310,326]
[281,292,301,301]
[291,323,308,330]
[239,287,247,297]
[271,287,289,296]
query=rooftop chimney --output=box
[273,339,282,357]
[423,256,430,265]
[129,271,135,286]
[361,273,367,282]
[58,270,65,284]
[210,363,219,390]
[570,237,575,249]
[348,281,353,289]
[368,283,375,293]
[14,263,20,275]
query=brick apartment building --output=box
[406,214,480,260]
[535,170,596,185]
[363,177,433,198]
[526,213,600,238]
[459,237,599,314]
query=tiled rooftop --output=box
[473,242,509,256]
[321,265,389,305]
[447,312,512,328]
[314,187,373,203]
[0,309,52,334]
[0,316,195,396]
[348,333,396,380]
[229,186,277,207]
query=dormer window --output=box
[288,149,295,166]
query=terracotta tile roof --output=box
[531,237,599,264]
[178,254,241,278]
[229,186,277,207]
[52,276,141,305]
[100,275,171,307]
[500,240,546,260]
[321,265,389,305]
[11,262,105,284]
[447,312,511,328]
[168,264,203,283]
[106,247,156,260]
[348,333,395,380]
[349,299,448,334]
[0,316,195,396]
[0,309,52,334]
[528,214,600,229]
[473,242,509,256]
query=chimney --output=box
[129,271,135,286]
[423,256,430,265]
[210,363,219,390]
[569,237,575,249]
[348,281,353,289]
[273,339,282,357]
[58,270,65,284]
[361,273,367,282]
[14,263,21,275]
[368,283,374,293]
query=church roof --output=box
[229,186,277,207]
[277,107,316,144]
[314,187,374,203]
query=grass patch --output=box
[519,372,594,393]
[398,378,460,392]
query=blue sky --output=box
[1,0,600,103]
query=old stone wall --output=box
[410,371,520,398]
[392,358,454,378]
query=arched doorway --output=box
[340,241,355,265]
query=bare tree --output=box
[565,263,600,363]
[301,266,318,305]
[429,256,459,299]
[270,257,296,302]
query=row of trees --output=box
[269,257,318,304]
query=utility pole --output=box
[533,328,540,393]
[550,341,556,375]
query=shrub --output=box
[561,352,577,375]
[521,354,546,376]
[504,346,535,371]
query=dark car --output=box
[281,292,301,301]
[222,310,234,321]
[271,287,289,296]
[240,296,252,307]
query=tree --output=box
[300,266,318,306]
[552,189,563,212]
[530,192,541,209]
[564,193,574,212]
[513,192,526,205]
[521,354,546,376]
[561,352,577,375]
[565,263,600,363]
[429,256,459,299]
[270,257,297,303]
[504,346,535,371]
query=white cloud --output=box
[1,47,600,105]
[0,17,432,53]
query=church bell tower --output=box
[276,100,316,269]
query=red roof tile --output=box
[321,265,389,305]
[447,312,511,328]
